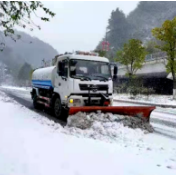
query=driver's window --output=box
[58,59,68,77]
[88,63,98,74]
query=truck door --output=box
[54,59,69,102]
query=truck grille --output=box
[79,84,108,91]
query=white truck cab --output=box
[31,51,117,118]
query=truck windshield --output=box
[70,59,111,80]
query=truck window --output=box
[70,59,111,79]
[58,60,68,77]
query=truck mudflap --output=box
[68,106,156,122]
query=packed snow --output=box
[114,93,176,106]
[0,91,176,174]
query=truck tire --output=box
[33,96,40,109]
[54,97,62,118]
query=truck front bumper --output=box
[67,94,113,107]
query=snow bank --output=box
[0,91,176,174]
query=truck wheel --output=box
[54,97,62,118]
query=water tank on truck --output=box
[32,66,56,89]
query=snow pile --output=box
[123,116,154,132]
[67,111,154,133]
[63,111,154,144]
[67,111,93,129]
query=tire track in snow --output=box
[151,118,176,128]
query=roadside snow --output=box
[0,91,176,174]
[114,93,176,106]
[0,85,32,92]
[0,86,32,101]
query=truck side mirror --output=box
[113,66,118,80]
[114,66,118,75]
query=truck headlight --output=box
[69,99,73,103]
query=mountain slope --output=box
[0,30,58,83]
[1,31,58,68]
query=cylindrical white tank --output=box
[32,66,56,89]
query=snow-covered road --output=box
[1,85,176,140]
[0,86,176,174]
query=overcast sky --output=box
[17,1,139,54]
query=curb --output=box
[113,99,176,108]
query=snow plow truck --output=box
[31,51,155,122]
